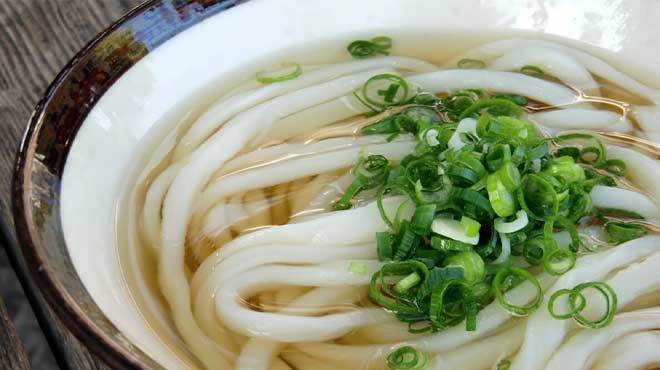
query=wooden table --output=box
[0,1,142,368]
[0,293,31,370]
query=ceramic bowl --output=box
[12,0,660,368]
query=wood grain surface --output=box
[0,1,142,369]
[0,295,31,370]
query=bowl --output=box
[12,0,660,368]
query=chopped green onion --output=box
[430,236,473,252]
[497,359,511,370]
[256,62,302,83]
[444,251,485,284]
[520,65,544,77]
[487,174,516,217]
[552,133,607,167]
[370,261,429,314]
[488,116,537,143]
[485,144,512,171]
[522,236,549,265]
[597,208,644,220]
[362,74,409,108]
[571,282,617,329]
[518,174,559,221]
[458,99,523,120]
[544,156,585,183]
[457,58,486,69]
[605,222,646,245]
[411,204,437,236]
[493,94,527,106]
[334,154,390,210]
[347,36,392,58]
[492,266,543,315]
[548,288,587,320]
[494,210,528,233]
[417,266,465,299]
[376,232,393,261]
[430,279,476,330]
[393,221,420,260]
[452,188,495,219]
[597,158,626,177]
[334,86,633,336]
[494,162,522,192]
[432,217,480,245]
[543,248,576,275]
[386,346,428,370]
[461,216,481,237]
[371,36,392,50]
[348,261,368,276]
[395,272,422,293]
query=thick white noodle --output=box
[294,273,557,369]
[408,70,585,108]
[606,145,660,201]
[235,287,363,370]
[214,261,389,342]
[191,197,404,294]
[546,308,660,370]
[159,68,403,368]
[196,138,415,219]
[632,105,660,142]
[446,38,660,104]
[590,185,660,220]
[582,251,660,318]
[429,322,524,370]
[592,331,660,370]
[488,46,599,92]
[173,56,437,159]
[509,236,660,370]
[529,109,632,133]
[192,244,376,338]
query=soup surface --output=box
[116,34,660,370]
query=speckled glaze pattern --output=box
[12,1,246,369]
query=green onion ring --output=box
[571,282,618,329]
[386,346,428,370]
[362,74,410,108]
[520,65,545,77]
[457,58,486,69]
[543,248,576,275]
[548,288,586,320]
[256,62,302,83]
[492,266,543,316]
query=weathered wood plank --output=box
[0,1,142,369]
[0,291,31,370]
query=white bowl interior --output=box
[60,0,660,368]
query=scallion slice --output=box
[492,266,543,315]
[348,36,392,58]
[362,74,409,108]
[520,65,544,77]
[256,62,302,83]
[348,261,368,276]
[571,282,618,329]
[494,210,528,233]
[543,248,576,275]
[386,346,428,370]
[606,222,647,245]
[457,58,486,69]
[432,217,480,245]
[548,288,586,320]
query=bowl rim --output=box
[11,1,191,368]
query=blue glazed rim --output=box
[11,1,247,368]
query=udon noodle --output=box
[118,37,660,370]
